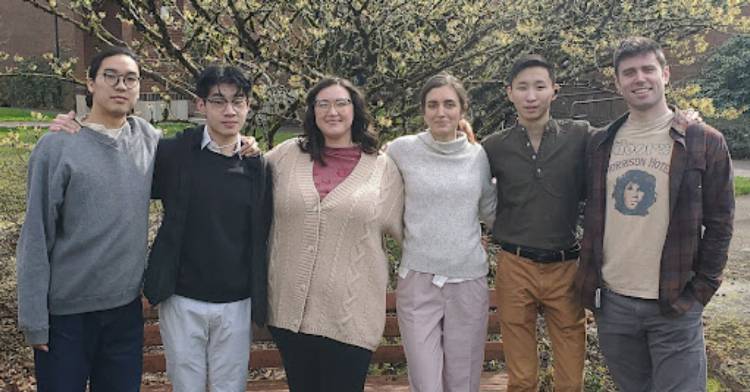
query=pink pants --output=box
[396,270,489,392]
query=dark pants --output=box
[34,297,144,392]
[595,289,707,392]
[269,326,373,392]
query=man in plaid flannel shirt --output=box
[576,37,734,392]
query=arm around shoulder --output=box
[264,137,299,166]
[250,156,273,327]
[478,146,497,229]
[380,155,404,243]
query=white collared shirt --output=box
[201,126,242,158]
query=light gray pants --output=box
[595,289,707,392]
[159,295,252,392]
[396,271,489,392]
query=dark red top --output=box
[313,146,362,199]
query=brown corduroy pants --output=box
[496,251,586,392]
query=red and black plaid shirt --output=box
[576,113,734,316]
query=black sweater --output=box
[175,148,254,303]
[144,126,272,326]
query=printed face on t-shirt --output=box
[612,169,656,216]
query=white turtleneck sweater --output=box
[387,131,496,279]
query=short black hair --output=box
[507,54,556,85]
[195,65,251,99]
[613,36,667,74]
[86,46,139,108]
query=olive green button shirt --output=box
[481,119,592,251]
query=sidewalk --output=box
[0,121,50,128]
[734,160,750,178]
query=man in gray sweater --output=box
[16,47,159,391]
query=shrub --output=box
[0,57,75,110]
[697,36,750,111]
[711,115,750,160]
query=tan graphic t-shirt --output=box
[602,111,674,299]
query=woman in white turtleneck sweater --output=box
[386,73,496,392]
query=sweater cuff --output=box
[24,328,49,346]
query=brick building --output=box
[0,0,188,120]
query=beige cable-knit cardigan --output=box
[265,139,404,351]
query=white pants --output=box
[159,295,252,392]
[397,271,489,392]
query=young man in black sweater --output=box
[143,66,272,391]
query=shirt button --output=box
[307,245,315,252]
[299,284,306,292]
[532,154,537,160]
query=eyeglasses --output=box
[205,96,249,111]
[314,98,352,111]
[99,71,140,89]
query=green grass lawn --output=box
[0,107,59,122]
[736,177,750,196]
[707,376,730,392]
[155,121,192,136]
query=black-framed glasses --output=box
[99,70,140,89]
[205,96,249,111]
[314,98,352,111]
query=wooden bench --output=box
[141,289,505,389]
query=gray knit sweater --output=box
[387,131,496,278]
[16,117,159,345]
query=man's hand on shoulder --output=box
[240,135,261,157]
[673,108,703,133]
[32,343,49,352]
[49,111,82,134]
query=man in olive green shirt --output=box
[482,54,589,392]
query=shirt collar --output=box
[510,118,559,135]
[201,125,242,157]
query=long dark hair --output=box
[299,77,378,164]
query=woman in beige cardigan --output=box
[265,77,404,392]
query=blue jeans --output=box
[34,297,144,392]
[594,289,707,392]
